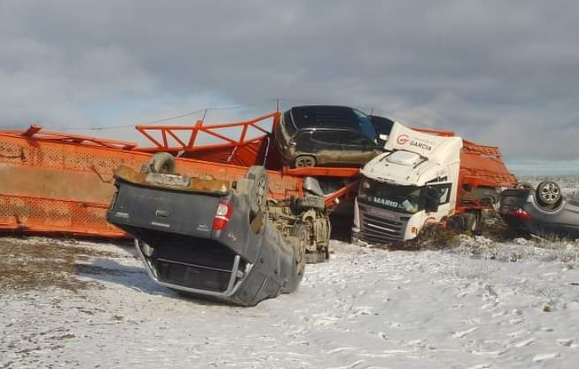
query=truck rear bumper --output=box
[135,238,246,298]
[128,225,294,306]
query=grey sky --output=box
[1,0,578,172]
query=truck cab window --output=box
[428,183,452,205]
[438,185,451,204]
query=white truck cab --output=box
[352,122,463,243]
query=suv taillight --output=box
[213,201,233,231]
[510,208,531,220]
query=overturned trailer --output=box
[0,113,358,263]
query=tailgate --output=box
[108,179,221,238]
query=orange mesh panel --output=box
[0,132,303,238]
[0,194,125,238]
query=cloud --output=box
[0,0,578,169]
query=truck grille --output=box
[360,212,405,244]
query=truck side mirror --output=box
[425,187,440,213]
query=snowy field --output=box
[1,176,579,369]
[2,236,579,369]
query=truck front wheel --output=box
[141,152,177,174]
[462,211,481,233]
[244,166,269,217]
[283,224,307,293]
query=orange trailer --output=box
[0,112,357,238]
[0,110,492,243]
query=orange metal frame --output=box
[0,112,364,238]
[133,111,365,178]
[135,112,279,154]
[0,124,305,238]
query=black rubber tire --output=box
[536,181,562,207]
[244,166,269,216]
[296,196,325,211]
[293,155,316,168]
[283,224,307,293]
[515,181,534,191]
[462,211,480,232]
[141,152,176,174]
[305,249,329,264]
[446,216,464,231]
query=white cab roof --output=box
[361,122,463,186]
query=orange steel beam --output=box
[283,166,360,178]
[0,126,303,238]
[134,137,266,153]
[324,180,360,209]
[135,112,280,151]
[0,128,139,150]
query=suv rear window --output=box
[290,106,377,141]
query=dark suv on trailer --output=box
[275,105,385,168]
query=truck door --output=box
[425,182,453,219]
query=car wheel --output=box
[515,181,534,191]
[283,224,307,293]
[294,155,316,168]
[141,152,176,174]
[244,166,269,217]
[536,181,561,207]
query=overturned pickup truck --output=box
[106,153,319,306]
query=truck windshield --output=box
[358,178,424,214]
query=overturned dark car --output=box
[500,181,579,239]
[107,154,307,306]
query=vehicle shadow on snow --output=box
[75,258,174,297]
[75,258,234,306]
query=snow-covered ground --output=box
[2,236,579,369]
[2,176,579,368]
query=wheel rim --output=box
[540,183,560,204]
[295,156,315,167]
